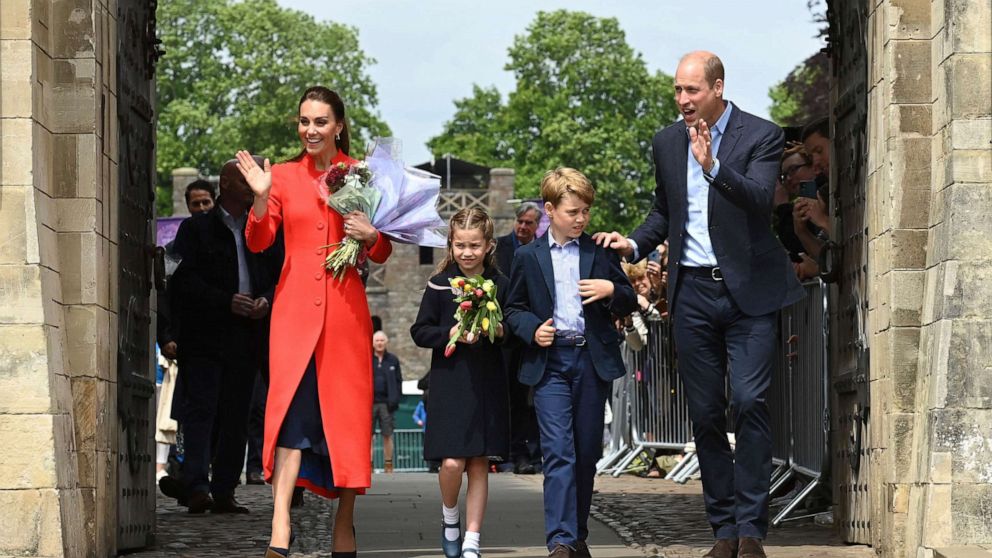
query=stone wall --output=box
[863,0,992,556]
[1,0,121,556]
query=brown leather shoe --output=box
[211,493,249,514]
[186,491,213,514]
[703,538,738,558]
[575,540,591,558]
[549,543,575,557]
[738,537,766,558]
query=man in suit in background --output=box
[170,157,283,514]
[596,51,804,558]
[494,202,544,474]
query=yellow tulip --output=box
[486,301,497,311]
[482,317,490,331]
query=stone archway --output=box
[1,1,989,557]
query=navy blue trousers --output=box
[179,355,256,497]
[672,272,777,540]
[533,345,609,550]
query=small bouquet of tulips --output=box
[444,275,503,357]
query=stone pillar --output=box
[1,0,121,555]
[863,0,992,556]
[905,0,992,555]
[171,167,200,217]
[488,168,516,236]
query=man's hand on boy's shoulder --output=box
[592,231,635,259]
[578,279,614,305]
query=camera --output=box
[798,179,818,200]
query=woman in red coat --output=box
[236,86,391,558]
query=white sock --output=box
[463,531,480,551]
[442,504,460,541]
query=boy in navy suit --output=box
[505,168,636,558]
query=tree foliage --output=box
[428,10,679,233]
[768,51,830,128]
[155,0,390,214]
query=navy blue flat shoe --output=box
[441,521,462,558]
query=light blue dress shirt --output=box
[680,102,733,267]
[549,235,585,335]
[628,102,734,264]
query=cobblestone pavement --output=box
[128,473,628,558]
[129,473,874,558]
[584,475,875,558]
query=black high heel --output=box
[330,526,357,557]
[264,529,296,557]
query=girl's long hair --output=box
[434,207,496,276]
[289,86,351,162]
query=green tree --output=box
[155,0,390,215]
[768,51,830,128]
[428,10,679,233]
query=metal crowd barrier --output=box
[601,318,694,478]
[599,281,830,526]
[770,280,830,525]
[372,429,430,472]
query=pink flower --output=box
[474,289,484,298]
[459,301,473,311]
[444,344,456,358]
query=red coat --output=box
[245,151,392,497]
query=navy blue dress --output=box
[277,356,335,493]
[410,264,511,461]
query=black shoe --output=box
[211,493,250,514]
[514,459,537,475]
[575,540,592,558]
[158,475,188,506]
[187,491,214,514]
[246,471,265,485]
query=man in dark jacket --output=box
[372,330,403,473]
[494,202,544,474]
[169,158,283,514]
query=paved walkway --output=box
[130,473,874,558]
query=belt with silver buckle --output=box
[682,266,723,281]
[552,334,587,347]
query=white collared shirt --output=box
[219,206,251,294]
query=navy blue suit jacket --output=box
[630,105,804,316]
[505,232,636,386]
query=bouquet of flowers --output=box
[322,162,379,278]
[444,275,503,358]
[320,138,447,279]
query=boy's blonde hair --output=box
[540,167,595,206]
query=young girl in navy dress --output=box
[410,208,510,558]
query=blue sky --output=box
[279,1,825,165]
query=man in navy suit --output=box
[506,168,636,558]
[597,52,803,558]
[494,201,544,474]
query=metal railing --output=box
[372,429,429,472]
[598,281,831,526]
[598,318,694,478]
[770,280,830,525]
